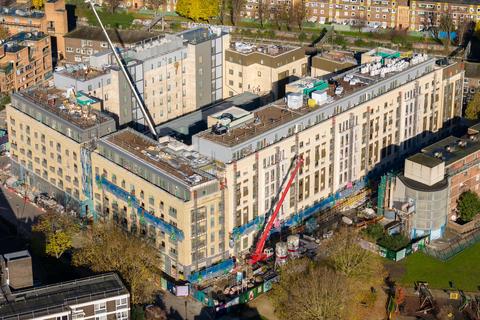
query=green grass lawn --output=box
[76,7,134,29]
[398,242,480,292]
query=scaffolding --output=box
[231,177,368,240]
[80,147,95,219]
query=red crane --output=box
[248,155,304,265]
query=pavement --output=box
[159,291,215,320]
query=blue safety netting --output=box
[231,177,367,238]
[96,175,184,241]
[188,258,235,283]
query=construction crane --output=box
[248,155,304,265]
[85,0,158,140]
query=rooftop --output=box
[58,66,107,81]
[2,31,47,53]
[64,26,158,45]
[198,53,432,148]
[315,50,357,64]
[421,136,480,167]
[104,129,217,187]
[17,87,111,129]
[228,42,298,56]
[0,6,44,18]
[407,153,443,168]
[0,273,128,320]
[177,27,225,45]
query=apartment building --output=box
[55,27,230,128]
[311,50,357,77]
[0,0,69,59]
[7,87,116,214]
[91,129,227,278]
[224,42,307,100]
[0,31,52,94]
[246,0,480,31]
[192,54,464,253]
[63,27,158,64]
[0,273,130,320]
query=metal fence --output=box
[423,228,480,261]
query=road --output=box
[0,155,45,234]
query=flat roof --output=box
[407,153,443,168]
[421,136,480,167]
[229,42,299,56]
[64,26,158,44]
[0,7,44,18]
[59,67,107,81]
[17,88,111,129]
[2,32,47,53]
[155,92,262,144]
[398,174,448,192]
[197,54,437,148]
[0,273,128,320]
[104,129,217,187]
[177,27,225,44]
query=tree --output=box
[456,20,475,47]
[73,224,162,304]
[0,25,9,40]
[32,212,79,259]
[465,91,480,120]
[32,0,44,9]
[176,0,220,22]
[289,0,306,30]
[438,13,455,53]
[146,0,164,11]
[270,259,350,320]
[457,190,480,222]
[324,228,376,278]
[324,228,386,320]
[256,0,269,28]
[230,0,245,26]
[104,0,122,13]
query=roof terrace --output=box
[58,66,107,81]
[18,87,111,129]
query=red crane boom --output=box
[248,155,304,265]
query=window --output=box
[116,297,128,309]
[94,302,106,314]
[116,311,128,320]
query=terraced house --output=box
[244,0,480,31]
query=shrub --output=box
[299,32,307,42]
[457,190,480,222]
[361,223,384,242]
[377,233,410,251]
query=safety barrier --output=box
[188,258,235,283]
[95,175,184,241]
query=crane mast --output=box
[85,0,158,140]
[248,155,304,265]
